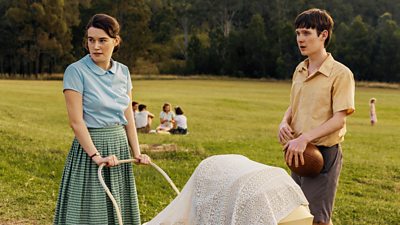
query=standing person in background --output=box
[135,104,155,133]
[54,14,150,225]
[277,9,355,225]
[156,102,174,132]
[170,106,188,135]
[369,98,377,126]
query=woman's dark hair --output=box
[83,14,121,52]
[175,106,184,115]
[138,104,147,111]
[295,8,334,47]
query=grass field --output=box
[0,79,399,224]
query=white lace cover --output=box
[146,154,309,225]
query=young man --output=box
[278,9,355,225]
[135,104,155,133]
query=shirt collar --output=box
[298,53,335,77]
[84,54,117,76]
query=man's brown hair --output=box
[295,8,334,47]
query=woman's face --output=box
[87,27,119,70]
[164,105,170,112]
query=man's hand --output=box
[278,121,294,145]
[284,135,309,168]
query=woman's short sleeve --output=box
[63,64,84,94]
[127,70,133,91]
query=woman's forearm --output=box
[70,121,98,156]
[124,92,141,158]
[125,121,141,158]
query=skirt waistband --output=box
[87,125,124,132]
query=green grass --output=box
[0,79,399,224]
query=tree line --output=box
[1,0,400,82]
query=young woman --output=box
[54,14,150,225]
[156,102,174,132]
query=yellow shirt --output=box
[290,54,355,147]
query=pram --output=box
[99,155,313,225]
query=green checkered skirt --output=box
[54,126,140,225]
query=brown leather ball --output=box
[285,143,324,177]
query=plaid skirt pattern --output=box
[54,126,140,225]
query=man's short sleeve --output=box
[63,64,83,94]
[332,68,355,115]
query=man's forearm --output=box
[281,106,292,124]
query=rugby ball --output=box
[286,143,324,177]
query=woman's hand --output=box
[134,154,151,165]
[93,154,119,167]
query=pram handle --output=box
[98,159,180,225]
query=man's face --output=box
[296,27,326,56]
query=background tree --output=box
[333,16,374,80]
[1,0,86,76]
[2,0,400,82]
[371,13,400,82]
[0,0,16,75]
[114,0,152,68]
[193,0,243,37]
[76,0,151,70]
[148,0,177,44]
[186,35,207,74]
[224,14,269,77]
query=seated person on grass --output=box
[132,101,139,113]
[170,106,188,135]
[156,102,175,132]
[135,104,155,133]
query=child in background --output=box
[369,98,377,126]
[170,106,188,135]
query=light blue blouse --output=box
[63,54,132,128]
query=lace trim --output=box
[148,155,308,225]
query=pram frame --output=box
[98,159,180,225]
